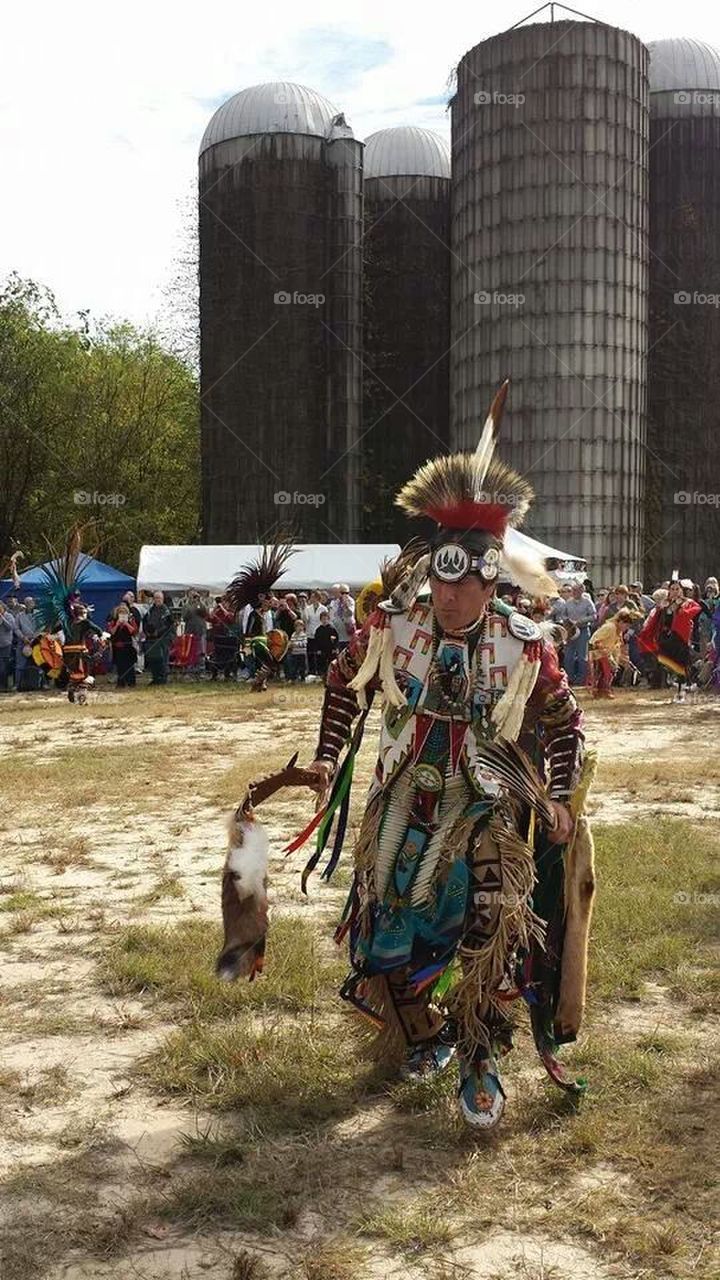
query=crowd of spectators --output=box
[2,571,718,699]
[506,574,720,697]
[0,583,357,693]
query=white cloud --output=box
[1,0,717,325]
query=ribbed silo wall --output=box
[325,136,364,541]
[451,22,649,583]
[646,96,720,586]
[362,175,451,542]
[199,133,362,543]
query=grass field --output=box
[0,682,718,1280]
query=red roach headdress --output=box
[395,382,533,539]
[393,380,555,596]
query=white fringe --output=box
[491,655,541,742]
[348,620,385,708]
[379,625,407,708]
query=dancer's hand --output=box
[547,800,574,845]
[305,758,335,811]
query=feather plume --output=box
[379,538,429,597]
[226,541,296,611]
[474,378,509,478]
[35,524,96,632]
[501,541,557,597]
[472,738,555,828]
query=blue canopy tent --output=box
[0,555,136,626]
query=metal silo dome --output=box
[364,126,450,178]
[199,82,344,153]
[648,38,720,93]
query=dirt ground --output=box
[0,682,718,1280]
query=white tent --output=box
[137,544,401,594]
[138,533,587,597]
[505,528,587,571]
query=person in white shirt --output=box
[303,589,325,674]
[329,584,356,651]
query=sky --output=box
[1,0,719,329]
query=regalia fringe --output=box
[448,817,545,1062]
[354,975,410,1064]
[491,653,541,742]
[347,621,384,709]
[348,617,408,709]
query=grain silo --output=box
[362,127,451,542]
[645,38,720,587]
[199,82,363,544]
[450,20,649,583]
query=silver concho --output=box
[431,543,471,583]
[507,611,542,641]
[480,546,500,580]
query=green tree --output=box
[0,274,200,574]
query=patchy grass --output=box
[152,1163,291,1232]
[136,873,186,905]
[597,754,720,794]
[2,687,719,1280]
[38,836,94,874]
[230,1251,271,1280]
[15,1064,73,1108]
[209,746,311,808]
[0,744,189,810]
[141,1015,368,1126]
[299,1239,370,1280]
[589,819,720,1001]
[0,890,68,935]
[99,914,345,1017]
[357,1203,454,1255]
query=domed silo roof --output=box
[200,82,345,153]
[364,126,450,179]
[648,38,720,92]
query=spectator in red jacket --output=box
[638,580,701,701]
[108,604,139,688]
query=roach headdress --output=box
[395,380,554,597]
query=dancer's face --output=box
[431,574,495,633]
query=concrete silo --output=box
[645,38,720,586]
[199,82,363,544]
[451,21,649,583]
[362,127,451,542]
